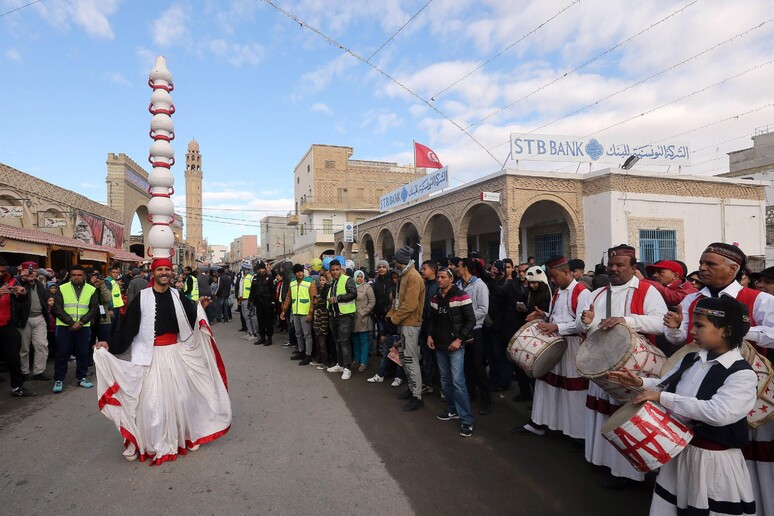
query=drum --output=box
[507,320,567,378]
[601,400,693,473]
[576,324,666,402]
[740,342,774,428]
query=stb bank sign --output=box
[510,134,690,166]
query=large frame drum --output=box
[576,324,666,402]
[507,320,567,378]
[601,400,693,472]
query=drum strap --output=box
[605,287,612,318]
[658,352,700,393]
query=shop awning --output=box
[0,223,139,262]
[0,238,47,256]
[80,249,108,262]
[110,248,144,263]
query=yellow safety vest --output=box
[188,276,199,301]
[290,278,312,315]
[242,273,253,299]
[57,282,96,326]
[327,274,356,314]
[110,279,124,308]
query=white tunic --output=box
[643,349,757,515]
[575,276,667,481]
[532,280,591,439]
[664,281,774,514]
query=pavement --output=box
[0,321,653,515]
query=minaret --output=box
[185,139,203,253]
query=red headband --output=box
[151,258,173,270]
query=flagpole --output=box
[412,139,416,172]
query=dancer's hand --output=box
[199,296,211,309]
[94,341,109,350]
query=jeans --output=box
[218,297,231,321]
[436,346,474,425]
[330,314,353,368]
[293,314,314,356]
[110,309,121,338]
[241,300,256,335]
[54,326,91,382]
[352,331,371,364]
[399,325,422,399]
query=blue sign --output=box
[380,167,449,212]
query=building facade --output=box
[260,215,295,261]
[333,167,766,273]
[289,144,425,263]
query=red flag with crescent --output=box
[414,141,443,169]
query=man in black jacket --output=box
[18,266,53,380]
[427,268,476,437]
[249,261,276,345]
[371,259,393,345]
[0,257,35,397]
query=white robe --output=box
[576,276,667,481]
[532,280,591,439]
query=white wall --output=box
[582,191,765,270]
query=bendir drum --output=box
[507,320,567,379]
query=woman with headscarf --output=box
[351,270,375,372]
[525,266,551,314]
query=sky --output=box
[2,0,774,247]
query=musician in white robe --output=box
[94,258,232,465]
[576,245,667,489]
[516,255,590,439]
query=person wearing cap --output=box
[281,264,317,365]
[93,257,231,464]
[643,260,697,308]
[249,261,276,345]
[325,259,357,379]
[386,246,426,410]
[0,255,36,397]
[751,266,774,295]
[576,244,668,489]
[18,263,53,381]
[516,256,591,439]
[126,267,148,305]
[568,258,593,290]
[50,264,101,393]
[663,242,774,510]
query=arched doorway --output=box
[129,205,150,259]
[423,213,455,260]
[518,199,578,264]
[37,205,68,237]
[335,241,345,255]
[360,233,375,271]
[377,228,395,262]
[462,203,502,264]
[397,222,421,262]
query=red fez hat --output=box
[608,245,636,259]
[545,255,568,269]
[645,260,683,277]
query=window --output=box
[307,164,310,173]
[639,229,677,264]
[337,188,346,202]
[296,177,299,184]
[322,219,333,234]
[535,234,563,264]
[300,224,305,235]
[266,243,269,253]
[325,160,335,169]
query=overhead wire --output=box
[366,0,433,62]
[430,0,581,101]
[0,0,42,18]
[260,0,504,167]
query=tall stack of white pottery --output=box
[146,56,176,259]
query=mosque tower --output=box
[185,139,204,253]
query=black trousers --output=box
[0,324,25,389]
[255,301,274,338]
[464,327,490,404]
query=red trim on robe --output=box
[586,394,621,416]
[201,319,229,391]
[98,383,121,411]
[538,372,589,391]
[119,425,232,466]
[743,439,774,462]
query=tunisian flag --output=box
[414,141,444,169]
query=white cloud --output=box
[33,0,120,39]
[208,39,264,67]
[361,109,401,134]
[80,182,99,189]
[105,72,130,86]
[5,49,22,62]
[152,5,189,47]
[310,102,333,115]
[297,54,357,96]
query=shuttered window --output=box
[639,229,676,263]
[535,234,563,264]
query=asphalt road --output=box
[0,322,653,515]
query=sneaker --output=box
[33,373,52,381]
[298,357,311,366]
[282,342,293,348]
[437,411,460,421]
[264,337,273,346]
[421,385,434,394]
[11,386,36,397]
[290,351,304,360]
[511,423,546,436]
[357,364,367,372]
[309,360,321,366]
[403,397,423,412]
[390,378,403,387]
[367,374,384,383]
[351,361,360,369]
[459,424,473,437]
[187,444,200,451]
[241,334,253,341]
[256,337,267,345]
[327,364,344,373]
[53,380,63,393]
[341,368,352,380]
[316,364,327,370]
[78,378,94,388]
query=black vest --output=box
[663,352,752,448]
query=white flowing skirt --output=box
[584,383,645,481]
[94,321,232,465]
[746,421,773,516]
[532,335,588,439]
[650,445,756,515]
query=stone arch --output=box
[376,227,395,262]
[458,202,505,263]
[0,190,26,228]
[422,210,455,260]
[359,232,375,271]
[514,194,583,263]
[335,241,345,255]
[396,220,421,263]
[36,203,70,236]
